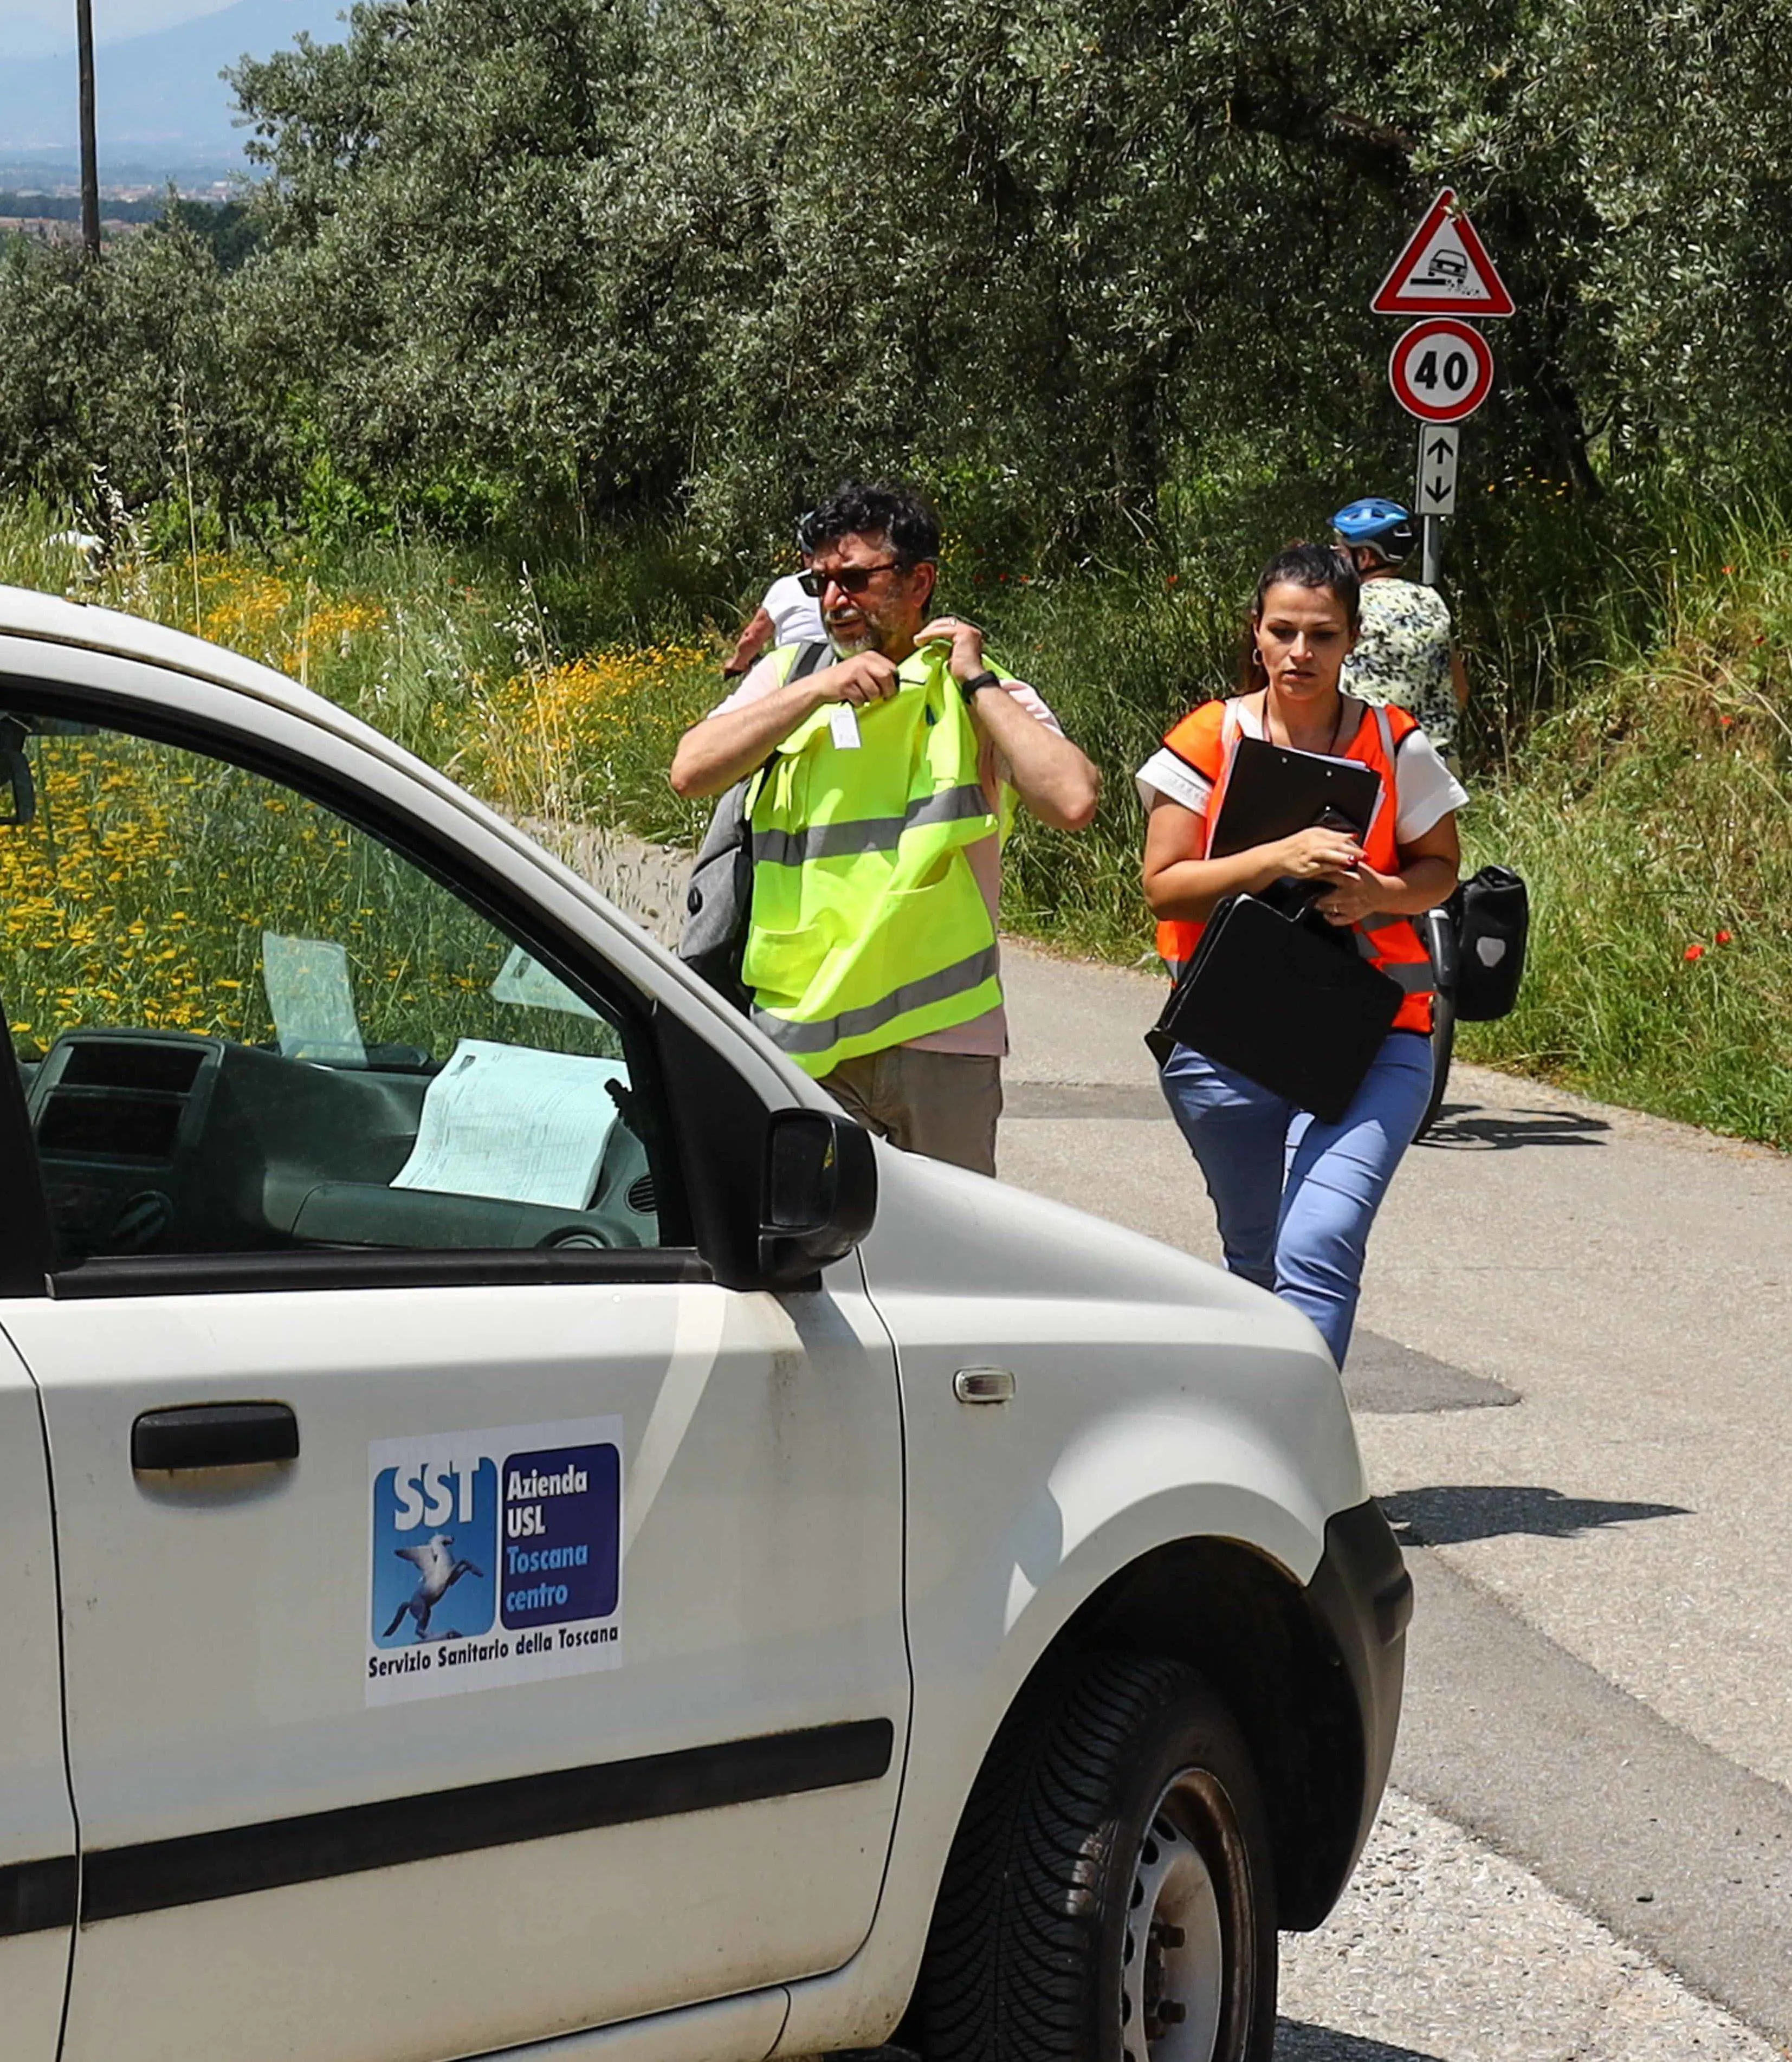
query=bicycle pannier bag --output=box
[1453,865,1529,1022]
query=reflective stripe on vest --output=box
[750,781,990,865]
[1152,695,1437,1034]
[744,644,1002,1076]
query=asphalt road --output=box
[578,841,1791,2057]
[996,939,1792,2060]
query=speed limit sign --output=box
[1388,319,1495,423]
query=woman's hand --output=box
[1272,826,1363,882]
[1314,864,1396,927]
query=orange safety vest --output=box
[1154,695,1438,1036]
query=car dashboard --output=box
[22,1029,659,1262]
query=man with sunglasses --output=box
[671,480,1099,1175]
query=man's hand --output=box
[915,617,1101,833]
[814,650,902,707]
[916,615,988,686]
[672,650,888,799]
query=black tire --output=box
[1418,988,1455,1138]
[915,1654,1278,2062]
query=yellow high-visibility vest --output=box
[743,642,1002,1076]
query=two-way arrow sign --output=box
[1416,427,1459,516]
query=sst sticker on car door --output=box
[367,1415,624,1704]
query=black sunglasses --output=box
[797,560,904,598]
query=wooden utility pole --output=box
[76,0,100,257]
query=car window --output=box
[0,714,675,1268]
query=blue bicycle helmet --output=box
[1331,497,1418,561]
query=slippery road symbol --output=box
[384,1533,485,1639]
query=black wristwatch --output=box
[960,669,1004,700]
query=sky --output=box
[2,0,244,61]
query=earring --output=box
[1252,645,1263,664]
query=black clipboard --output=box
[1208,735,1381,858]
[1149,895,1402,1122]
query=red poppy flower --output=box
[1715,929,1733,945]
[1167,574,1180,587]
[1684,943,1706,962]
[1720,714,1735,726]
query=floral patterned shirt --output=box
[1341,577,1458,754]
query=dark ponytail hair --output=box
[1238,541,1361,694]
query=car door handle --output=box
[132,1403,300,1471]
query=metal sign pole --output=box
[1414,424,1458,589]
[76,0,101,259]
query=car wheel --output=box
[916,1653,1277,2062]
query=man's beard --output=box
[826,615,882,657]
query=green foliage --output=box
[1458,507,1792,1144]
[0,217,283,514]
[8,0,1791,562]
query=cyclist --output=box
[722,517,826,679]
[1330,498,1469,765]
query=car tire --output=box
[915,1653,1277,2062]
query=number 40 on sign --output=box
[1388,319,1495,424]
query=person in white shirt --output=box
[722,524,826,678]
[1136,541,1466,1365]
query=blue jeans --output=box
[1159,1032,1433,1367]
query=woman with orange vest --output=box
[1137,542,1467,1365]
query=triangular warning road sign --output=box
[1372,188,1515,318]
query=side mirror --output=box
[759,1109,877,1287]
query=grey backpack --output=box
[677,641,830,1011]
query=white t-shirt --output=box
[760,574,825,648]
[1134,695,1467,844]
[711,651,1063,1057]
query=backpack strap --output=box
[746,641,832,812]
[788,639,831,683]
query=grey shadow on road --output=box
[1381,1484,1691,1546]
[1416,1102,1610,1151]
[1345,1331,1518,1414]
[1276,2025,1445,2061]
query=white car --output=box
[0,587,1408,2062]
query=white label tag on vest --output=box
[829,704,862,751]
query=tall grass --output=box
[2,488,1787,1148]
[1453,512,1792,1145]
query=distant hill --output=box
[0,0,346,172]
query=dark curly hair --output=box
[1239,541,1361,694]
[800,481,942,570]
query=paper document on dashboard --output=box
[488,942,601,1019]
[262,932,367,1065]
[391,1039,627,1208]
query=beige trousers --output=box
[819,1047,1003,1178]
